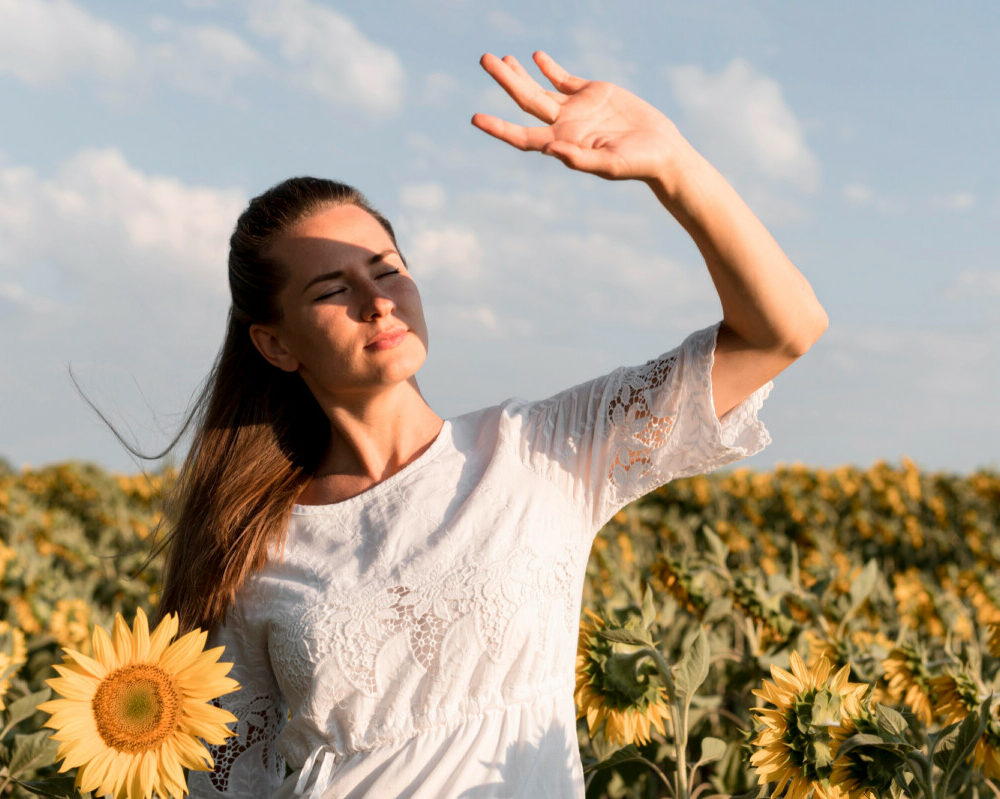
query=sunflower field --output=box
[2,458,1000,798]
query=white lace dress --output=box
[186,321,773,799]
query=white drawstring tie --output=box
[293,746,336,799]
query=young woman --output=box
[173,52,828,798]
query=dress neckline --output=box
[291,419,452,514]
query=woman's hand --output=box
[471,50,829,422]
[472,51,690,183]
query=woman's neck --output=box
[313,379,443,484]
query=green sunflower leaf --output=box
[640,584,656,630]
[598,628,653,647]
[672,626,710,704]
[875,703,908,737]
[8,730,59,778]
[699,735,726,764]
[582,743,642,774]
[847,558,879,616]
[940,703,989,785]
[12,776,86,798]
[700,524,728,568]
[3,688,52,734]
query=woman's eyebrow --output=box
[301,250,399,293]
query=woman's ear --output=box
[249,324,299,373]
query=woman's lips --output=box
[365,329,408,350]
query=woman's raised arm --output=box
[472,51,828,420]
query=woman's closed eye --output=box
[314,289,345,301]
[313,270,401,302]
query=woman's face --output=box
[253,203,429,407]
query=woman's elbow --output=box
[784,307,829,359]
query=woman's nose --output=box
[361,288,396,321]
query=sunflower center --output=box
[782,687,841,780]
[92,664,181,753]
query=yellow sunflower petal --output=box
[44,673,100,702]
[172,731,214,770]
[147,613,180,661]
[62,647,110,680]
[159,629,209,674]
[77,745,116,794]
[93,624,119,671]
[156,739,189,795]
[131,608,151,664]
[112,613,134,664]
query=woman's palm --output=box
[472,52,680,181]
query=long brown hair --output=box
[153,177,400,633]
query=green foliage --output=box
[1,462,169,794]
[2,459,1000,797]
[581,460,1000,797]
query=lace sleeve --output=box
[508,321,773,531]
[187,602,287,798]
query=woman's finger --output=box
[501,54,534,83]
[542,140,625,177]
[533,51,588,93]
[479,52,561,123]
[502,54,566,105]
[470,113,555,152]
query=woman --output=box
[173,52,827,798]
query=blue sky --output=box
[1,0,998,473]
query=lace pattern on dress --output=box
[192,690,285,795]
[606,354,678,495]
[272,545,579,700]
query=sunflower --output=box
[804,624,846,673]
[988,621,1000,658]
[649,556,706,617]
[829,699,903,799]
[882,644,933,725]
[37,607,239,799]
[49,598,93,655]
[929,667,1000,780]
[574,608,671,747]
[750,652,866,799]
[0,621,28,710]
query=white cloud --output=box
[823,325,999,404]
[0,148,244,298]
[0,281,57,313]
[569,26,635,88]
[946,269,1000,300]
[487,10,526,36]
[399,183,447,212]
[930,191,975,212]
[0,149,250,466]
[842,183,873,205]
[768,325,1000,471]
[0,0,135,84]
[420,70,462,106]
[147,19,263,100]
[248,0,404,114]
[0,161,232,459]
[840,182,907,214]
[668,58,820,193]
[404,225,484,282]
[429,303,535,341]
[0,1,263,102]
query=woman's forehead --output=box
[269,205,397,276]
[289,203,392,245]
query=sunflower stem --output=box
[636,755,674,795]
[903,751,936,799]
[643,647,689,799]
